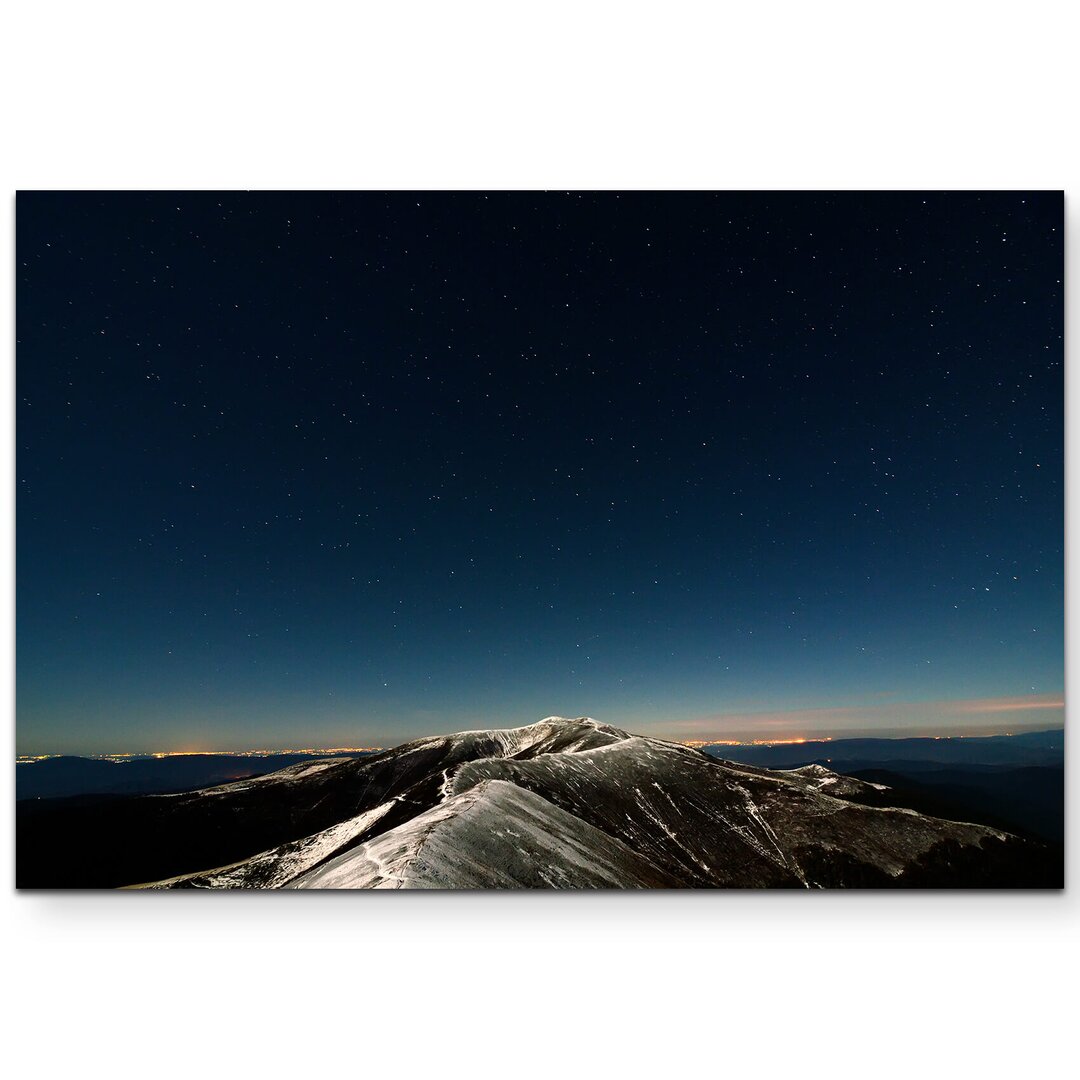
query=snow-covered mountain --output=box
[108,716,1056,890]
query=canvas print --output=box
[15,191,1063,889]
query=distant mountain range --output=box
[16,718,1061,889]
[702,729,1063,769]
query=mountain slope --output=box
[442,733,1034,887]
[287,780,680,889]
[19,717,1060,889]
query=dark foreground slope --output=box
[703,730,1065,844]
[16,718,1061,889]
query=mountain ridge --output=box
[16,717,1061,889]
[50,716,1052,891]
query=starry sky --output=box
[16,192,1063,754]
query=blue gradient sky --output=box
[16,192,1063,754]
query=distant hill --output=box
[16,751,371,801]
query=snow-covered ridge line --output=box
[286,779,679,889]
[288,782,496,889]
[423,716,604,738]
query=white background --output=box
[2,3,1076,1077]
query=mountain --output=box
[16,717,1060,889]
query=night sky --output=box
[16,192,1063,754]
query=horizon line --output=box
[16,723,1064,762]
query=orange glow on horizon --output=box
[17,746,385,763]
[682,735,829,748]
